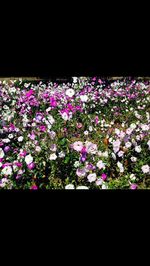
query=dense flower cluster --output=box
[0,77,150,189]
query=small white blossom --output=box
[49,153,57,160]
[25,154,33,164]
[76,186,89,190]
[0,148,5,158]
[135,145,142,153]
[65,89,75,97]
[87,173,97,183]
[1,166,12,176]
[65,184,75,189]
[141,165,150,174]
[125,142,132,148]
[18,136,24,142]
[131,157,137,162]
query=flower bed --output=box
[0,77,150,189]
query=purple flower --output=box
[76,168,86,177]
[4,146,10,152]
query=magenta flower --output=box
[25,89,34,98]
[39,125,46,132]
[101,173,107,181]
[15,162,23,168]
[20,150,27,157]
[30,185,38,190]
[27,162,35,170]
[50,97,57,107]
[95,116,99,125]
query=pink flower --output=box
[73,141,83,152]
[76,123,83,129]
[30,185,38,190]
[29,132,36,140]
[101,173,107,181]
[98,79,103,84]
[130,184,138,190]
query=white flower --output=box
[111,152,117,160]
[1,166,12,176]
[96,178,103,186]
[102,183,108,189]
[96,160,105,170]
[47,124,52,130]
[3,105,9,109]
[118,151,124,157]
[74,161,80,168]
[117,162,124,173]
[135,145,142,153]
[73,77,78,83]
[35,146,41,152]
[113,140,121,148]
[73,141,83,152]
[49,153,57,160]
[141,124,149,131]
[18,136,24,142]
[8,134,14,139]
[147,140,150,149]
[85,142,98,154]
[136,135,141,141]
[130,123,136,129]
[58,151,65,158]
[65,89,75,97]
[0,148,5,158]
[84,131,89,135]
[97,151,103,157]
[65,184,75,189]
[89,126,93,132]
[141,165,150,174]
[61,112,69,121]
[125,142,132,148]
[130,174,136,181]
[13,165,18,172]
[50,144,57,152]
[3,138,10,143]
[131,157,137,162]
[80,95,88,102]
[102,151,109,158]
[115,128,120,135]
[76,186,89,190]
[0,162,2,167]
[126,128,133,135]
[87,173,97,183]
[46,107,52,112]
[48,115,55,124]
[25,154,33,164]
